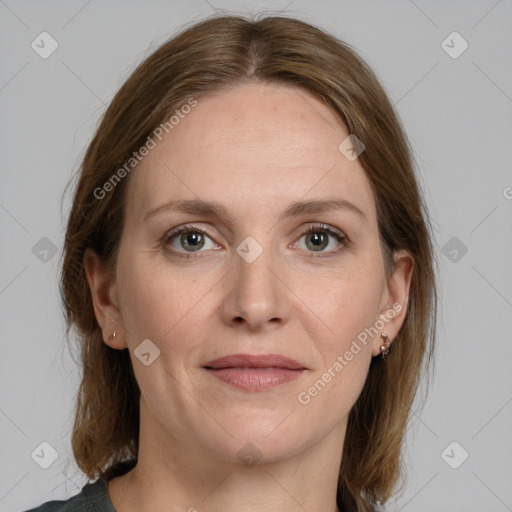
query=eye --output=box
[163,222,348,259]
[164,225,219,256]
[294,223,347,255]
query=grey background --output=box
[1,0,511,511]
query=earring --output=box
[380,332,391,358]
[108,330,117,341]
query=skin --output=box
[85,82,413,512]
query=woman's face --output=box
[87,82,412,466]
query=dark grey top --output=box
[23,460,137,512]
[22,478,115,512]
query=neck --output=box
[109,400,345,512]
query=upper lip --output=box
[203,353,306,370]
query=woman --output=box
[25,13,437,512]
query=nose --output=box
[221,239,290,332]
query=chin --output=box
[196,414,308,465]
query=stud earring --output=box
[108,330,117,341]
[380,332,392,358]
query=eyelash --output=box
[163,223,349,260]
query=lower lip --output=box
[205,367,305,391]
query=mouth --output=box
[203,353,307,392]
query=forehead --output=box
[125,82,377,227]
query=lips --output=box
[203,353,305,370]
[203,354,307,391]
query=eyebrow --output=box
[144,198,367,223]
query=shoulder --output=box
[22,478,115,512]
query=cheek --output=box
[311,263,384,352]
[296,276,380,420]
[116,249,212,344]
[298,351,371,434]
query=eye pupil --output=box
[307,232,328,251]
[181,232,204,251]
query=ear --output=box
[371,249,414,356]
[83,248,127,350]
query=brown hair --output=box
[60,13,437,512]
